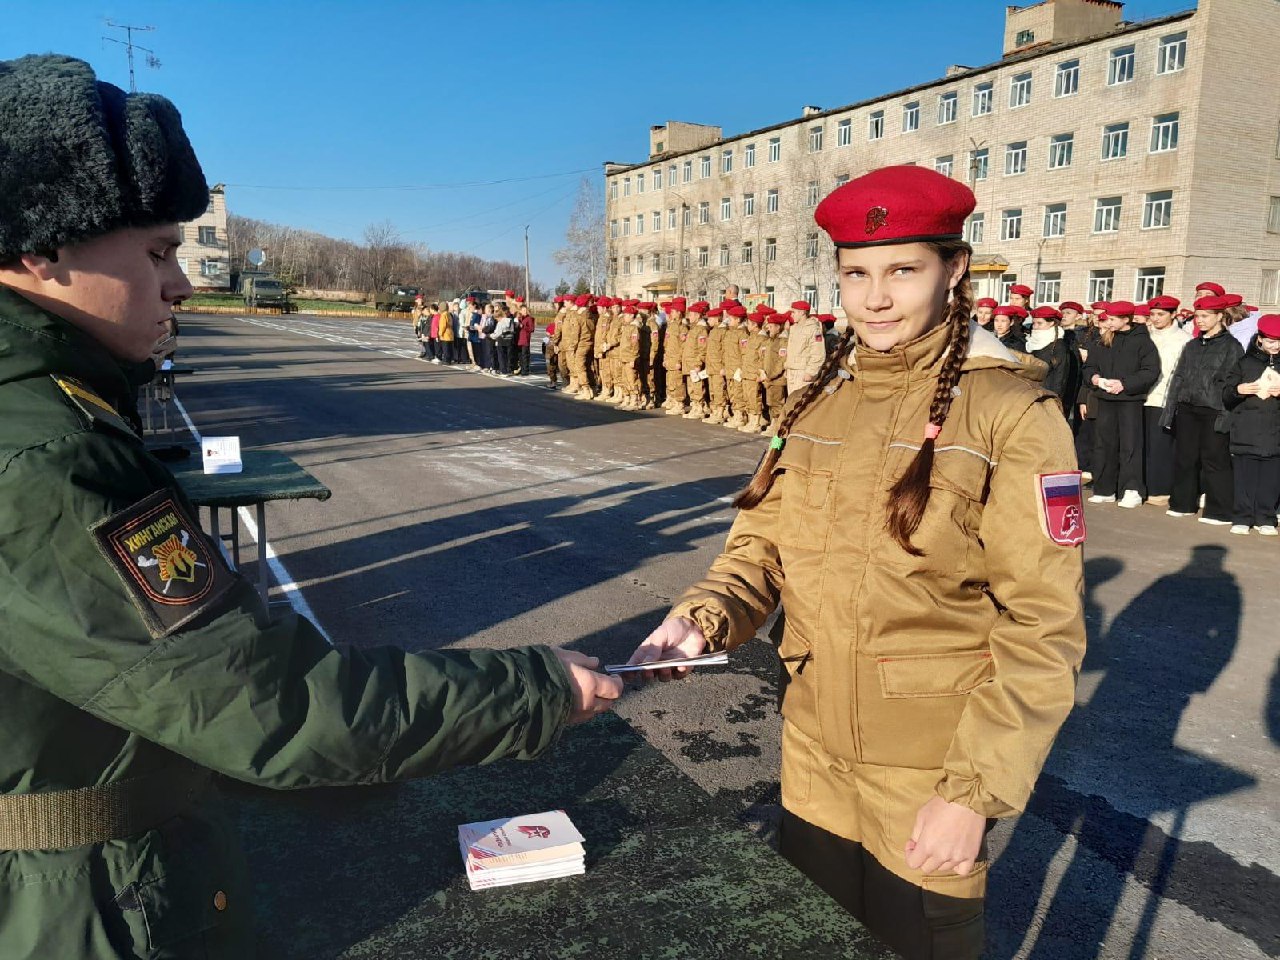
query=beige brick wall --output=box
[177,188,229,291]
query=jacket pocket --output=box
[857,650,994,769]
[773,438,841,549]
[880,444,989,572]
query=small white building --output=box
[178,184,229,292]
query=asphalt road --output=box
[170,313,1279,960]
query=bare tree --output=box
[554,176,605,294]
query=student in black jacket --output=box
[1161,296,1246,524]
[1082,301,1160,508]
[1222,315,1280,534]
[1027,306,1078,412]
[992,304,1028,352]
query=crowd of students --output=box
[411,290,536,377]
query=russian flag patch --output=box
[1036,471,1086,546]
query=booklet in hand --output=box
[458,810,585,891]
[602,651,729,675]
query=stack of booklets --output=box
[457,810,586,890]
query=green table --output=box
[170,450,330,605]
[226,713,894,959]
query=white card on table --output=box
[202,436,243,475]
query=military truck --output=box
[375,285,422,313]
[242,276,295,312]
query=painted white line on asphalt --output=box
[171,393,331,644]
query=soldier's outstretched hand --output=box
[626,617,707,683]
[553,649,625,725]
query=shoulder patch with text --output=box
[1036,471,1086,546]
[90,489,236,639]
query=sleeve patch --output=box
[90,489,237,639]
[52,375,137,437]
[1036,471,1087,546]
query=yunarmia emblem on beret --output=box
[865,206,889,235]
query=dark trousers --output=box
[1170,403,1234,520]
[517,344,532,376]
[417,339,430,359]
[477,339,493,370]
[437,340,453,363]
[495,340,513,374]
[1143,406,1176,497]
[1092,401,1145,498]
[1232,455,1280,526]
[1075,414,1095,474]
[779,811,984,960]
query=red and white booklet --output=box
[458,810,585,890]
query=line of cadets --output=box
[544,295,836,434]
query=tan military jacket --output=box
[617,317,644,364]
[559,310,578,352]
[786,315,827,394]
[761,331,786,384]
[705,323,728,376]
[739,329,764,381]
[574,310,597,352]
[671,322,1084,828]
[681,319,709,373]
[594,312,614,357]
[722,321,743,378]
[663,318,687,372]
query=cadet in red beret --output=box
[992,304,1028,352]
[632,164,1084,960]
[1132,304,1150,320]
[1195,281,1226,298]
[1008,283,1033,310]
[1142,294,1190,504]
[974,297,997,330]
[1058,301,1085,330]
[1148,295,1179,312]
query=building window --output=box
[1044,203,1067,238]
[697,246,709,268]
[1088,270,1114,303]
[765,238,777,262]
[637,172,646,193]
[683,206,692,226]
[765,286,776,308]
[1010,72,1032,108]
[869,110,884,140]
[653,211,662,232]
[698,201,710,225]
[970,147,989,181]
[1136,267,1166,300]
[1108,45,1135,85]
[668,208,677,229]
[622,256,630,275]
[743,193,756,217]
[937,91,958,125]
[719,244,731,267]
[808,125,824,152]
[1261,269,1280,304]
[682,250,691,269]
[767,189,780,214]
[609,219,618,239]
[623,177,631,197]
[682,159,692,183]
[700,155,711,178]
[903,101,920,133]
[1158,32,1187,74]
[832,283,842,309]
[768,137,781,163]
[721,197,732,221]
[1055,59,1079,97]
[635,214,644,235]
[1269,197,1280,234]
[1048,133,1074,169]
[622,218,631,236]
[721,149,733,174]
[635,255,645,275]
[199,259,223,277]
[972,82,993,116]
[802,285,818,308]
[1094,196,1123,233]
[665,251,676,271]
[609,181,618,201]
[1001,209,1023,241]
[1151,113,1180,153]
[1005,141,1028,176]
[668,164,677,186]
[651,253,661,272]
[834,173,850,188]
[1038,272,1062,303]
[653,167,663,190]
[806,180,820,207]
[197,226,217,245]
[935,155,954,177]
[837,118,851,146]
[804,233,819,260]
[1102,122,1129,160]
[1016,28,1035,45]
[744,143,756,168]
[1000,274,1018,301]
[742,241,753,264]
[968,213,985,245]
[1143,190,1173,229]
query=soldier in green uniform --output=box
[681,302,711,420]
[0,55,623,960]
[702,307,729,425]
[663,299,689,415]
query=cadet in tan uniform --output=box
[681,301,711,419]
[546,299,566,389]
[663,299,689,415]
[616,304,646,409]
[572,297,598,399]
[559,299,581,393]
[629,166,1085,960]
[642,302,663,409]
[594,298,618,403]
[722,308,746,429]
[702,306,730,424]
[737,313,766,433]
[759,313,788,432]
[786,300,827,396]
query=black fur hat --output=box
[0,54,208,261]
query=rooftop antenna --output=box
[103,21,159,93]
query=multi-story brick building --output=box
[602,0,1280,312]
[177,184,230,292]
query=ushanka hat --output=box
[0,54,208,261]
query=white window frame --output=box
[968,213,985,245]
[1089,270,1115,303]
[1005,141,1028,176]
[802,285,818,308]
[1043,203,1067,238]
[765,238,777,263]
[935,155,954,177]
[668,208,677,229]
[720,197,732,221]
[1093,197,1123,234]
[635,214,644,235]
[622,256,630,275]
[719,244,731,267]
[697,246,709,268]
[721,149,733,174]
[1009,72,1032,109]
[700,155,712,178]
[1038,272,1062,303]
[1055,59,1079,98]
[651,252,661,272]
[868,110,884,140]
[1001,209,1023,241]
[623,177,631,197]
[609,181,618,201]
[1048,133,1074,170]
[804,233,819,260]
[653,211,662,232]
[1268,196,1280,234]
[742,241,753,264]
[1158,32,1187,75]
[622,218,631,237]
[972,82,993,117]
[197,225,217,245]
[744,143,756,168]
[1150,113,1180,153]
[1143,190,1173,230]
[744,193,756,217]
[768,137,781,163]
[637,172,646,194]
[937,91,958,125]
[653,167,663,190]
[834,173,850,188]
[1261,268,1280,304]
[1135,267,1166,301]
[766,189,779,214]
[682,159,692,183]
[1102,122,1129,161]
[668,164,677,186]
[903,101,920,133]
[806,180,820,208]
[971,148,989,181]
[808,125,824,152]
[665,251,676,272]
[697,201,710,225]
[837,118,851,147]
[1108,45,1135,86]
[199,258,223,277]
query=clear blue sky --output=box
[5,0,1193,287]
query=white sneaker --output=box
[1198,517,1230,526]
[1257,525,1279,536]
[1080,471,1093,483]
[1117,490,1142,509]
[1229,524,1252,535]
[1166,509,1193,518]
[1087,494,1115,504]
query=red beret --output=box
[1195,295,1229,311]
[688,301,709,313]
[1195,282,1225,297]
[1030,306,1061,320]
[975,297,998,309]
[1059,301,1084,313]
[1009,284,1033,297]
[705,307,723,318]
[640,301,657,310]
[1246,305,1258,312]
[622,305,638,315]
[1147,296,1180,311]
[1132,305,1150,317]
[546,322,556,335]
[817,313,837,323]
[718,300,737,310]
[994,305,1028,319]
[659,300,673,309]
[1223,294,1243,307]
[1107,300,1135,317]
[814,165,975,248]
[727,304,747,318]
[1090,301,1109,310]
[790,301,812,312]
[1257,315,1280,338]
[574,295,592,307]
[504,289,516,297]
[514,296,525,303]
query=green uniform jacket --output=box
[0,288,574,959]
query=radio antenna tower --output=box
[103,21,160,93]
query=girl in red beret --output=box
[628,166,1086,959]
[1220,315,1280,533]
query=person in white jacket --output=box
[1144,296,1191,506]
